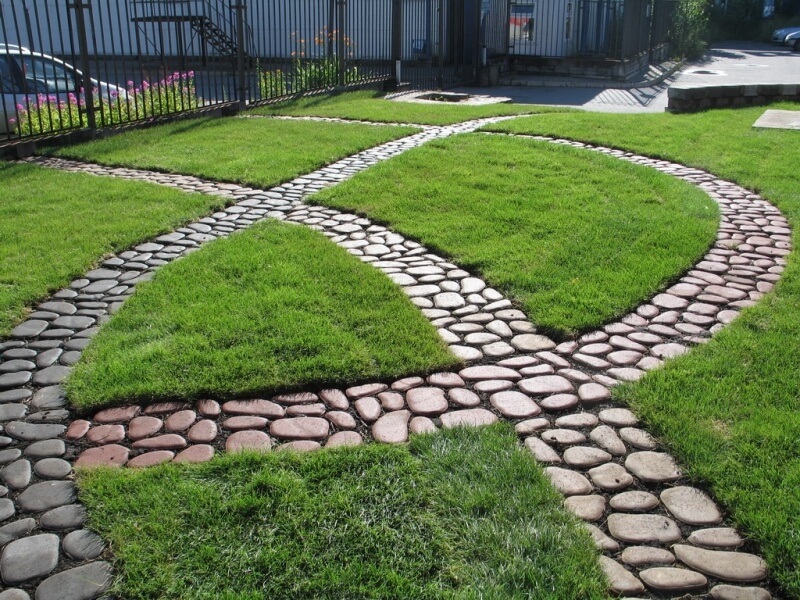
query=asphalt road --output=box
[457,41,800,113]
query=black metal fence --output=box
[0,0,487,143]
[0,0,676,144]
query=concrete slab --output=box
[753,109,800,130]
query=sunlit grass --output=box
[79,425,608,600]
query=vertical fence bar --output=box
[236,0,247,106]
[337,0,346,85]
[436,0,444,88]
[392,0,402,83]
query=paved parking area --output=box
[457,42,800,113]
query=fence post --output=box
[70,0,96,132]
[235,0,247,107]
[436,0,444,89]
[392,0,402,84]
[337,0,346,86]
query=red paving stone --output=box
[75,445,130,468]
[128,451,174,468]
[225,430,271,452]
[174,445,215,464]
[92,405,140,424]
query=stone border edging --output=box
[0,116,788,599]
[668,82,800,113]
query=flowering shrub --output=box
[121,71,199,120]
[12,93,85,136]
[259,28,361,99]
[14,71,199,136]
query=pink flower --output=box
[187,71,194,78]
[8,118,16,124]
[127,80,134,88]
[142,81,150,90]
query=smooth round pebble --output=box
[33,458,71,479]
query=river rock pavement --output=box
[0,116,787,599]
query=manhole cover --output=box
[684,68,728,77]
[390,91,511,106]
[416,92,472,102]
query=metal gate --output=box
[399,0,479,90]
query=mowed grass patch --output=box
[0,162,224,336]
[78,424,607,600]
[67,220,459,410]
[48,116,418,189]
[313,133,718,336]
[247,90,570,126]
[485,104,800,596]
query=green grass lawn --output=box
[0,163,225,336]
[484,103,800,597]
[246,90,571,126]
[67,220,459,410]
[47,116,418,189]
[78,424,607,600]
[312,133,718,336]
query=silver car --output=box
[785,29,800,51]
[0,44,127,135]
[771,26,800,44]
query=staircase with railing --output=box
[130,0,252,60]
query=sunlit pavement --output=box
[457,41,800,113]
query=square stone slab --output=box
[753,109,800,130]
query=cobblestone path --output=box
[0,116,788,599]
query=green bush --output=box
[671,0,710,59]
[258,28,362,100]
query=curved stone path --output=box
[0,116,789,599]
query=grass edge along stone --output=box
[66,219,461,410]
[311,133,719,337]
[0,162,226,337]
[45,116,420,190]
[482,104,800,597]
[77,423,608,600]
[245,90,575,126]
